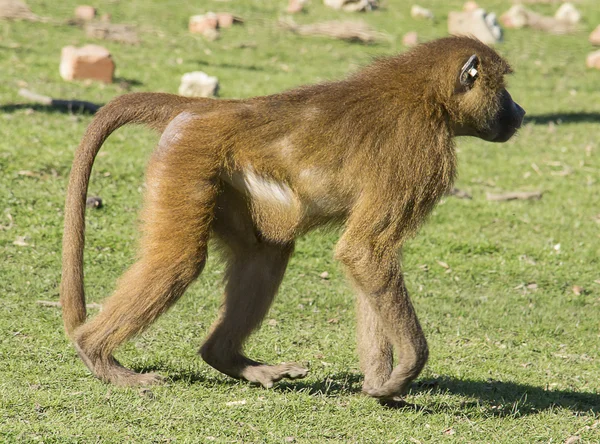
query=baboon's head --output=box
[435,37,526,143]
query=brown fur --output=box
[60,37,524,399]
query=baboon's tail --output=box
[60,92,197,338]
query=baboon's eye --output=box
[459,54,479,89]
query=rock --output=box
[74,5,96,21]
[554,2,580,25]
[411,5,433,20]
[501,4,577,34]
[178,71,219,98]
[323,0,378,12]
[589,25,600,46]
[500,5,528,28]
[86,196,103,209]
[216,12,235,28]
[287,0,307,14]
[59,44,115,83]
[189,13,219,38]
[324,0,344,8]
[0,0,38,20]
[463,1,479,12]
[448,9,502,45]
[402,31,418,47]
[586,50,600,70]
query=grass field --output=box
[1,0,599,442]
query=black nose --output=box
[514,102,525,126]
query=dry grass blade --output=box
[37,300,102,309]
[279,18,385,43]
[85,22,139,45]
[486,191,543,201]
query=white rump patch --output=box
[243,169,295,209]
[157,111,198,155]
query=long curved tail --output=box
[60,92,197,338]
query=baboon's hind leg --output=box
[73,153,218,386]
[200,200,307,387]
[356,291,393,393]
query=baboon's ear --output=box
[459,54,479,90]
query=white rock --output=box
[554,3,580,25]
[323,0,377,12]
[411,5,433,20]
[178,71,219,98]
[500,5,528,29]
[448,9,502,45]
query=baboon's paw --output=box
[363,379,409,400]
[241,362,308,388]
[361,376,390,394]
[74,343,164,387]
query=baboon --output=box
[61,36,524,400]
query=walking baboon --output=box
[61,36,525,400]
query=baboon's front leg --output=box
[336,232,428,400]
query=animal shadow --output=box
[413,376,600,416]
[525,112,600,125]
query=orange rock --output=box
[586,50,600,69]
[287,0,306,13]
[59,45,114,83]
[590,25,600,46]
[402,31,418,47]
[463,1,479,12]
[189,13,218,34]
[216,13,234,28]
[74,5,96,21]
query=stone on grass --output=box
[411,5,433,20]
[586,50,600,70]
[589,25,600,46]
[554,2,580,25]
[189,13,219,39]
[323,0,378,12]
[74,5,96,21]
[0,0,38,20]
[500,5,528,28]
[59,44,115,83]
[216,13,236,28]
[448,9,502,45]
[463,1,479,12]
[402,31,418,47]
[500,4,578,34]
[287,0,307,13]
[178,71,219,98]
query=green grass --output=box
[1,0,600,442]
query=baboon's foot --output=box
[361,370,413,400]
[240,362,308,388]
[200,345,307,387]
[363,379,409,400]
[361,377,389,395]
[74,342,164,387]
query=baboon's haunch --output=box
[61,37,524,400]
